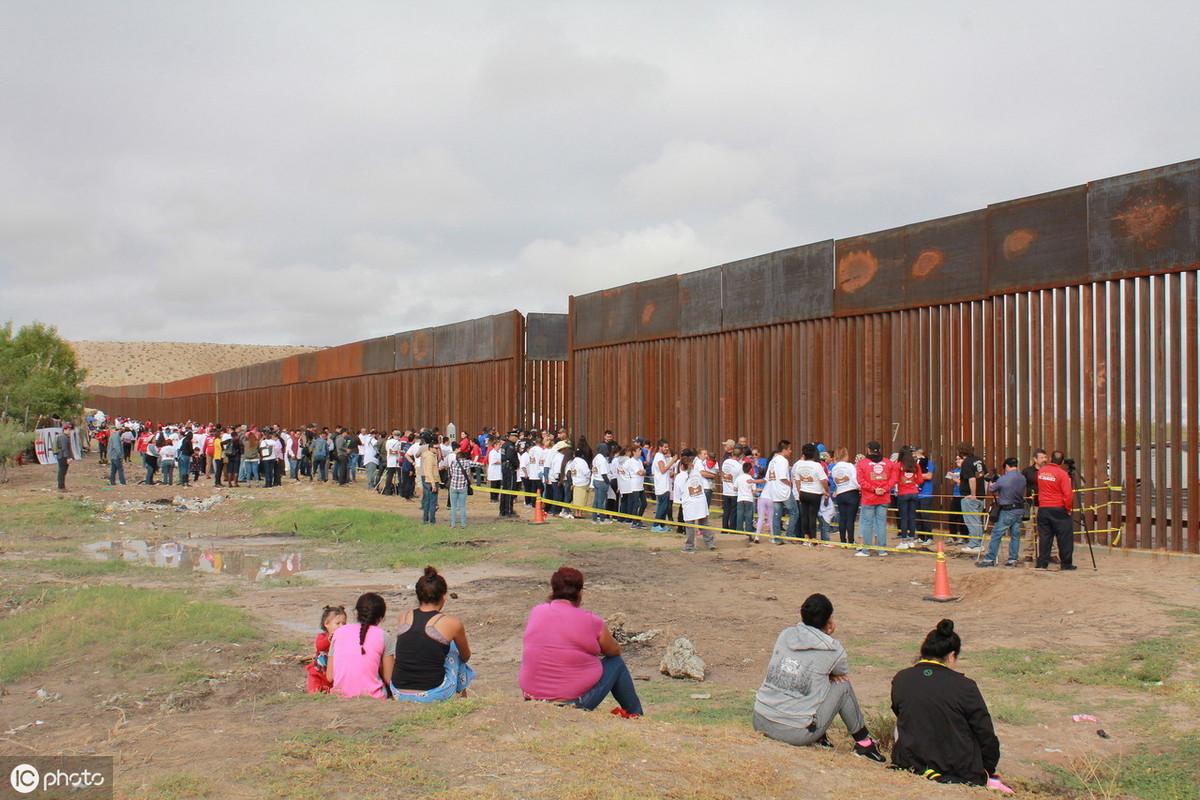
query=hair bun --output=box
[423,566,439,578]
[936,619,955,636]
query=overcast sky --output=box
[2,1,1196,346]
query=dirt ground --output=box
[1,458,1198,799]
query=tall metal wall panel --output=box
[987,186,1089,293]
[720,240,835,329]
[526,313,569,361]
[678,266,722,336]
[1088,159,1200,281]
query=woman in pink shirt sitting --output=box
[328,592,394,699]
[518,567,643,717]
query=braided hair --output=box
[353,592,387,655]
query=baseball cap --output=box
[722,439,735,448]
[866,441,881,454]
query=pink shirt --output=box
[330,623,386,699]
[519,600,604,701]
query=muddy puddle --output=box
[83,539,306,582]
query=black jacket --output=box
[890,661,999,785]
[500,441,519,471]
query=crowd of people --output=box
[86,417,1082,570]
[308,567,1011,790]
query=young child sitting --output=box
[306,605,347,693]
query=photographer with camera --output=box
[976,458,1026,568]
[1035,451,1075,571]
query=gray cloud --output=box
[1,1,1196,346]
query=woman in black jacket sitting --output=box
[890,619,1008,790]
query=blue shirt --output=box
[918,459,936,498]
[991,470,1027,506]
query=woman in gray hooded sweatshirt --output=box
[753,593,885,762]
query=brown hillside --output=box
[72,340,322,386]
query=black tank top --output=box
[390,609,451,691]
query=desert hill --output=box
[72,340,322,387]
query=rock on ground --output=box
[659,636,706,681]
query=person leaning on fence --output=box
[977,458,1027,568]
[518,567,643,718]
[890,620,1009,791]
[753,593,886,762]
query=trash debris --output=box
[607,613,660,647]
[34,688,61,703]
[1072,714,1099,723]
[1097,729,1111,739]
[690,693,712,700]
[660,637,706,681]
[4,721,44,735]
[1043,748,1063,753]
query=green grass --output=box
[387,696,485,733]
[144,773,212,799]
[989,697,1035,725]
[2,498,98,529]
[1070,638,1184,688]
[637,680,753,727]
[252,506,499,569]
[973,647,1061,680]
[1044,738,1200,800]
[22,556,160,579]
[0,585,257,682]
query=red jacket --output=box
[857,457,897,505]
[896,464,923,496]
[1036,464,1074,511]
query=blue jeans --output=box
[176,453,190,485]
[573,655,643,715]
[961,498,985,543]
[897,495,918,538]
[109,459,126,485]
[985,508,1023,563]
[421,480,438,522]
[835,491,860,544]
[859,504,887,549]
[143,455,156,485]
[391,642,475,703]
[736,500,755,532]
[592,479,609,520]
[449,488,468,527]
[654,492,671,524]
[161,462,175,485]
[314,458,327,482]
[245,460,260,482]
[772,497,798,542]
[348,453,359,481]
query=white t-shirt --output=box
[568,456,592,487]
[681,473,708,521]
[651,452,672,495]
[547,449,565,482]
[486,448,502,481]
[385,438,404,468]
[672,471,688,504]
[698,460,714,491]
[362,439,379,466]
[529,445,545,474]
[765,454,793,502]
[791,459,826,495]
[591,452,609,481]
[626,457,645,492]
[614,455,632,494]
[721,457,741,496]
[518,451,530,480]
[159,444,177,462]
[830,462,860,495]
[735,471,756,502]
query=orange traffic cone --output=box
[923,539,961,602]
[529,492,548,525]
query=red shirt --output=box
[896,464,923,496]
[1036,464,1074,512]
[857,457,897,505]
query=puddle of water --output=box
[83,539,305,582]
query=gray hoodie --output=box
[754,624,849,728]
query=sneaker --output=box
[960,544,981,554]
[854,549,869,557]
[610,707,640,719]
[895,541,912,550]
[876,551,887,557]
[1034,564,1049,570]
[651,525,667,532]
[813,734,834,749]
[1004,559,1020,567]
[1060,564,1078,571]
[681,547,696,553]
[917,537,934,546]
[975,560,997,568]
[853,740,887,763]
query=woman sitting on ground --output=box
[753,593,885,762]
[518,567,643,718]
[389,566,475,702]
[891,619,1007,790]
[328,592,394,699]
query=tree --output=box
[0,420,34,482]
[0,321,87,428]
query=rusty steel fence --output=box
[570,159,1199,552]
[87,158,1197,551]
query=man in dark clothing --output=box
[334,428,351,486]
[499,429,520,518]
[957,445,988,552]
[1036,450,1076,571]
[53,423,76,491]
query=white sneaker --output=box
[854,549,870,557]
[961,544,981,553]
[876,551,888,557]
[895,541,912,550]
